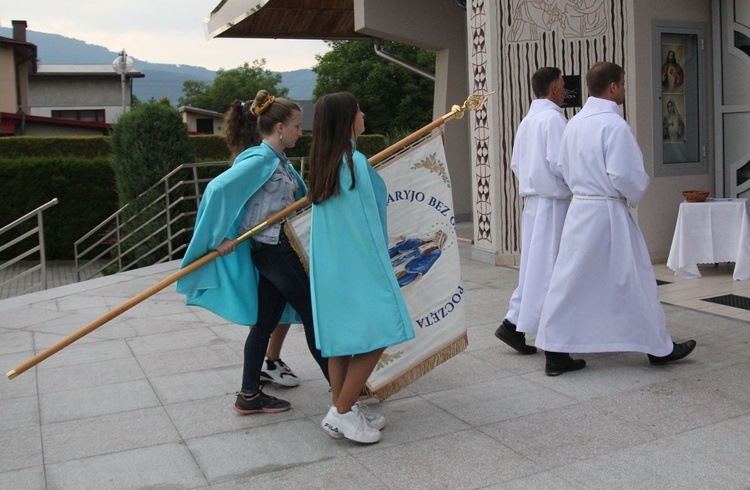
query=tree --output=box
[313,40,435,135]
[179,60,288,113]
[111,101,194,205]
[110,101,196,268]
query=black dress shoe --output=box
[648,340,697,366]
[545,357,586,376]
[495,320,537,354]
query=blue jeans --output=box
[241,229,329,393]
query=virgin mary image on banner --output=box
[389,229,448,287]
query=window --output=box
[196,118,214,134]
[51,110,106,122]
[652,21,707,176]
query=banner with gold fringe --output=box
[285,129,467,401]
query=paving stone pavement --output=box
[0,261,88,301]
[1,243,749,489]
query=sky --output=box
[1,0,331,72]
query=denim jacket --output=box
[237,141,298,244]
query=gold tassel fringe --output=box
[283,221,310,275]
[368,332,469,402]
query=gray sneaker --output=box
[233,390,291,415]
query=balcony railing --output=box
[74,157,308,281]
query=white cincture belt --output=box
[573,194,627,203]
[523,194,571,201]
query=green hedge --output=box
[353,134,388,157]
[0,157,117,260]
[0,136,112,158]
[0,133,387,260]
[190,135,231,161]
[0,134,387,161]
[286,134,386,158]
[188,134,386,160]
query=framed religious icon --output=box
[652,21,707,176]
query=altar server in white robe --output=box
[536,61,696,375]
[495,67,570,356]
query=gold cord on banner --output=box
[6,92,493,380]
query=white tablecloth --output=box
[667,199,750,280]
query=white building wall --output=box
[629,0,714,261]
[28,76,130,123]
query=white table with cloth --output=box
[667,198,750,280]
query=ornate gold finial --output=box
[463,92,494,111]
[442,91,495,120]
[253,95,276,116]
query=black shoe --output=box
[545,357,586,376]
[495,319,537,354]
[648,340,697,366]
[233,390,291,415]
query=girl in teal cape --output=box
[176,91,328,415]
[223,99,301,388]
[309,92,415,444]
[176,144,303,323]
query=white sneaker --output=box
[321,406,381,444]
[260,358,299,387]
[321,406,345,439]
[353,401,385,430]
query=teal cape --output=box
[309,147,415,357]
[175,143,306,325]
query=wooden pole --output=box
[7,199,308,380]
[7,93,492,380]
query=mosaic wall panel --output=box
[469,0,627,255]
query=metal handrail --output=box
[0,198,59,296]
[74,157,309,281]
[74,161,230,280]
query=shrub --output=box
[110,102,195,205]
[110,102,196,267]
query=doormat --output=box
[701,294,750,311]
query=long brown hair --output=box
[308,92,359,204]
[223,100,261,159]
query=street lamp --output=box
[112,49,133,116]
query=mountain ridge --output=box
[0,27,316,103]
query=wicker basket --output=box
[682,190,710,202]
